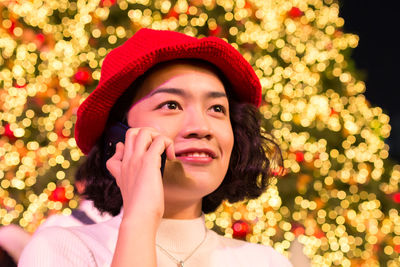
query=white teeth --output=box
[181,152,211,157]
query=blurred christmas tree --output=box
[1,0,399,266]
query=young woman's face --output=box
[126,62,234,202]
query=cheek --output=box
[222,125,234,158]
[129,109,174,132]
[132,118,180,140]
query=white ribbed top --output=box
[156,215,206,254]
[19,213,293,267]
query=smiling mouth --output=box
[177,152,214,158]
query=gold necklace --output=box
[156,230,207,267]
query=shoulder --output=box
[37,214,82,231]
[19,226,96,267]
[35,213,119,246]
[68,216,119,246]
[208,230,293,267]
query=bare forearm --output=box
[107,129,173,266]
[111,217,159,267]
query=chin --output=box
[162,160,225,201]
[163,177,220,201]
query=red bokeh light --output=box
[232,220,249,239]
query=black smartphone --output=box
[103,122,166,175]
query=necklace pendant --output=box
[178,261,184,267]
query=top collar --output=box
[107,212,207,254]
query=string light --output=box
[0,0,399,266]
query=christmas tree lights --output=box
[1,0,399,265]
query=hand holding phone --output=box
[103,122,166,175]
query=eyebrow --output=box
[148,87,227,99]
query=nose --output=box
[181,107,213,140]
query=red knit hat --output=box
[75,28,261,154]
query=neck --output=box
[163,199,202,219]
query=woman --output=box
[19,29,292,267]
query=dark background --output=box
[340,0,400,161]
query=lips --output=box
[178,152,214,158]
[175,148,217,159]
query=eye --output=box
[210,105,226,114]
[157,101,181,110]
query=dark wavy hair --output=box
[76,60,280,215]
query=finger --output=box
[106,142,125,182]
[123,127,160,162]
[145,135,175,166]
[132,128,161,159]
[122,127,140,163]
[114,142,125,161]
[166,141,175,160]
